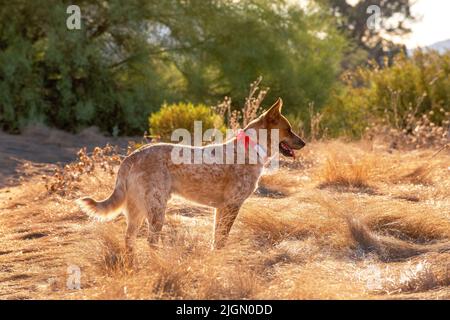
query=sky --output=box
[402,0,450,48]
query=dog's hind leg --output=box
[147,199,167,246]
[135,172,171,248]
[124,198,146,263]
[213,203,241,249]
[145,190,170,247]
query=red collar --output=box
[236,129,268,162]
[236,129,256,149]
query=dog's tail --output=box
[77,160,130,221]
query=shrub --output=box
[149,103,224,142]
[364,108,449,149]
[0,2,168,135]
[323,50,450,139]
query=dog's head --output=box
[246,98,306,157]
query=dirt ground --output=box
[0,126,133,187]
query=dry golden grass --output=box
[0,139,449,299]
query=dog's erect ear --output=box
[263,98,283,120]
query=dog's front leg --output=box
[213,204,241,249]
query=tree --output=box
[0,0,346,134]
[0,0,170,134]
[320,0,416,67]
[159,1,347,114]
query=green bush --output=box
[323,50,450,137]
[0,1,167,135]
[149,103,224,142]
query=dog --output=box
[77,98,305,255]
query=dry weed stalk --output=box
[213,76,269,130]
[42,145,122,196]
[308,103,324,142]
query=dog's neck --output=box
[219,132,269,166]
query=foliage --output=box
[149,103,224,142]
[320,0,415,67]
[166,0,346,115]
[365,109,449,150]
[0,1,171,134]
[323,50,450,139]
[0,0,346,135]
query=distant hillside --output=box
[428,39,450,53]
[408,38,450,55]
